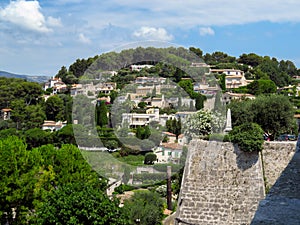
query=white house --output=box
[162,132,177,143]
[44,77,67,94]
[222,92,255,105]
[130,64,154,71]
[135,76,166,85]
[70,82,117,97]
[122,108,175,127]
[154,143,183,164]
[210,68,245,76]
[210,69,250,89]
[42,120,67,132]
[1,108,12,120]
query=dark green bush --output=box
[114,184,135,194]
[144,153,157,165]
[208,133,231,142]
[229,122,264,152]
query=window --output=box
[168,151,172,156]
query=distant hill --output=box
[0,70,50,83]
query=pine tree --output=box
[96,100,108,127]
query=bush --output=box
[144,153,157,165]
[229,122,264,152]
[114,184,135,194]
[205,133,231,142]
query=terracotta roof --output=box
[178,134,184,138]
[161,143,183,150]
[1,108,12,112]
[163,131,176,137]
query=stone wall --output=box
[261,141,296,192]
[174,140,297,225]
[175,140,265,225]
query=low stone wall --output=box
[175,140,265,225]
[261,141,296,192]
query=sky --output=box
[1,0,300,76]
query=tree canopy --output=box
[228,95,296,138]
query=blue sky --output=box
[1,0,300,76]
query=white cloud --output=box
[78,33,91,44]
[106,0,300,27]
[47,16,62,27]
[133,26,173,41]
[0,0,61,33]
[199,27,215,36]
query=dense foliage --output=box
[123,190,164,225]
[0,136,122,224]
[228,95,296,139]
[229,123,264,152]
[32,182,129,225]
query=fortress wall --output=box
[175,140,297,225]
[175,140,265,225]
[261,141,296,192]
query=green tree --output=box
[45,95,64,121]
[166,118,181,138]
[258,56,291,87]
[230,122,264,152]
[123,190,164,225]
[178,79,195,98]
[238,53,263,67]
[228,99,254,127]
[32,182,129,225]
[251,95,296,138]
[24,104,46,130]
[110,90,118,104]
[0,137,40,225]
[218,73,226,91]
[189,47,203,57]
[105,140,118,150]
[55,66,68,80]
[229,95,296,139]
[138,101,147,109]
[247,79,277,95]
[136,126,151,140]
[25,128,53,149]
[10,99,27,129]
[144,153,157,165]
[96,100,108,127]
[195,93,206,110]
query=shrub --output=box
[229,122,264,152]
[144,153,157,165]
[114,184,135,194]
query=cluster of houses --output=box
[0,63,266,165]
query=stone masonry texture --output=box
[175,140,265,225]
[175,140,297,225]
[261,141,296,192]
[251,145,300,225]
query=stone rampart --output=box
[175,140,297,225]
[261,141,296,192]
